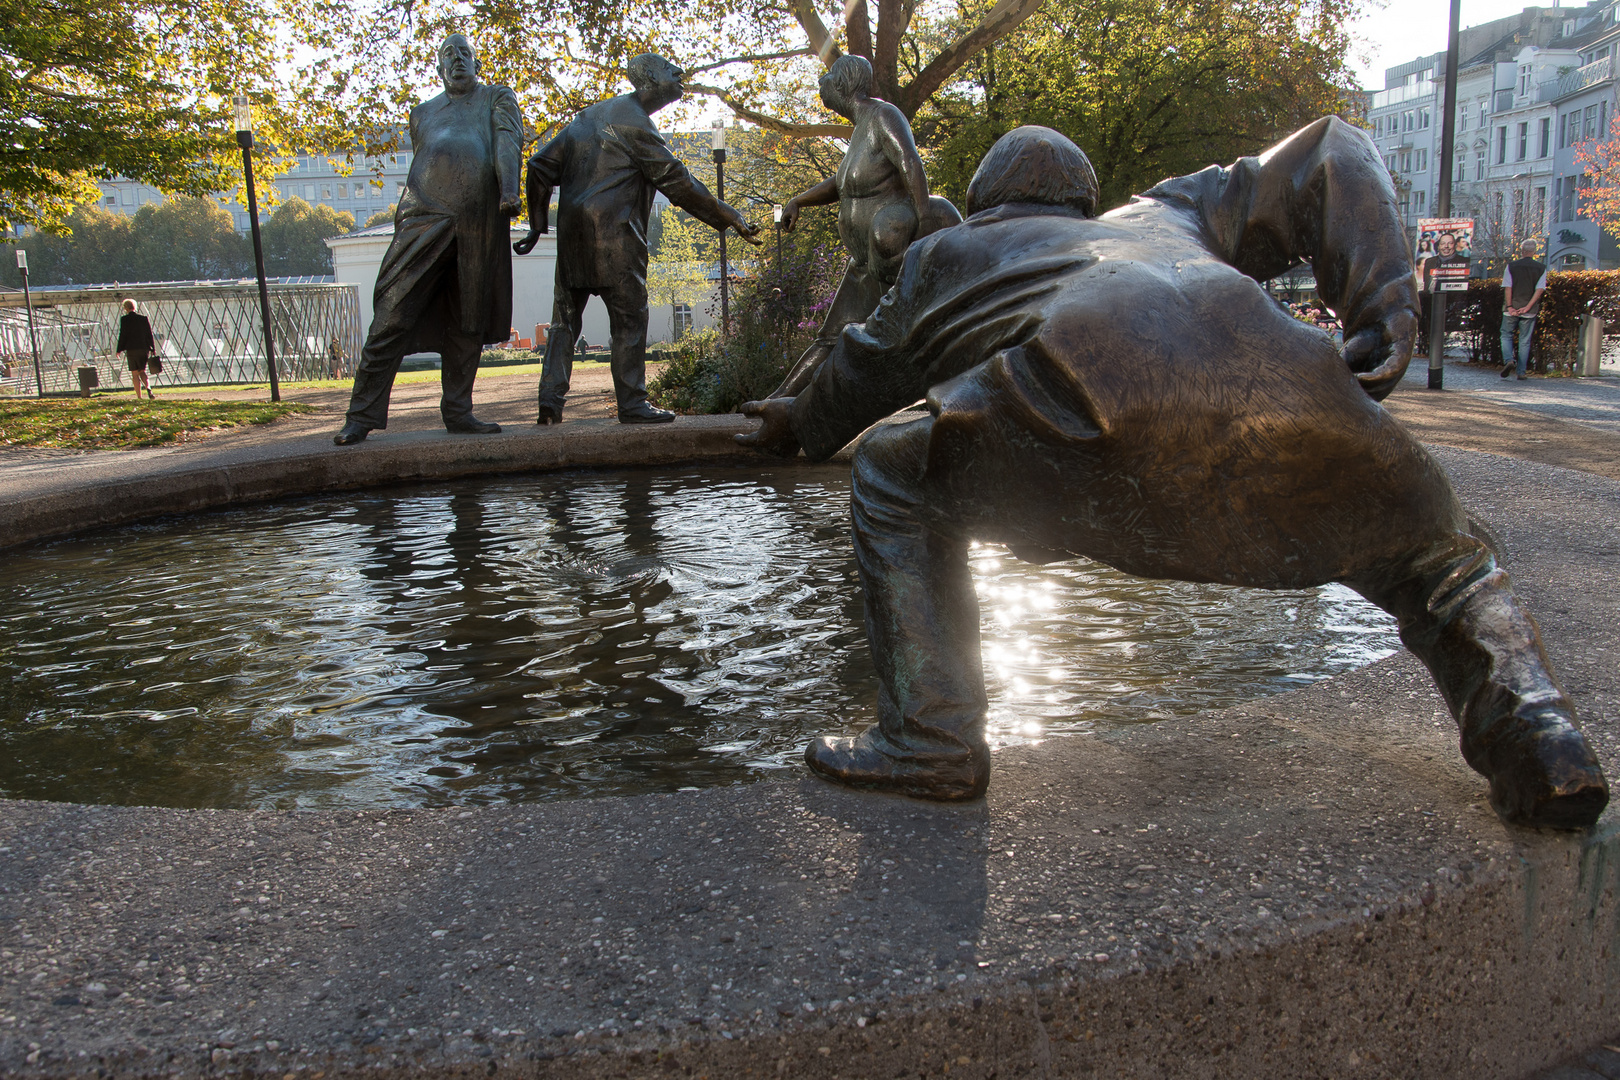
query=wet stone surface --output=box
[0,446,1616,1078]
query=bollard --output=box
[75,366,99,398]
[1577,315,1605,377]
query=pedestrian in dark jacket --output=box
[116,299,156,399]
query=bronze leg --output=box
[805,417,991,799]
[1349,537,1608,829]
[768,261,885,399]
[537,286,587,423]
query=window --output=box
[120,188,133,205]
[1497,126,1508,164]
[1534,186,1547,230]
[1539,117,1551,157]
[1519,65,1532,96]
[1460,102,1471,129]
[1457,157,1467,183]
[1605,100,1611,138]
[322,185,332,199]
[105,195,116,205]
[1476,150,1487,180]
[673,304,693,339]
[1513,188,1524,233]
[337,183,348,199]
[1586,104,1599,137]
[1479,101,1489,128]
[1416,190,1427,212]
[303,184,315,199]
[1416,149,1428,171]
[1403,111,1415,132]
[1494,191,1505,226]
[1419,106,1431,129]
[1518,122,1529,161]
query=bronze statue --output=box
[767,54,960,399]
[740,120,1609,831]
[515,54,761,425]
[334,34,522,446]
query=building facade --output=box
[1367,1,1620,271]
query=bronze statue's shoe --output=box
[333,422,371,446]
[619,404,675,424]
[446,417,500,434]
[537,404,563,425]
[805,728,989,801]
[1482,712,1608,829]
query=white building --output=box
[325,222,719,355]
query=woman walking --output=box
[116,299,156,399]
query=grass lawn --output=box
[152,358,633,397]
[0,398,316,450]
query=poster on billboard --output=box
[1415,218,1474,292]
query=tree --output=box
[1574,115,1620,240]
[0,0,292,234]
[261,197,356,276]
[921,0,1357,211]
[364,205,397,229]
[0,197,249,286]
[647,207,716,339]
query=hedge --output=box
[1417,270,1620,373]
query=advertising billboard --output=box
[1415,218,1474,292]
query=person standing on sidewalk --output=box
[1501,239,1548,380]
[116,299,156,400]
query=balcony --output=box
[1551,55,1612,100]
[1371,81,1437,109]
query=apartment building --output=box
[1367,1,1620,271]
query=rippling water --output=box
[0,464,1400,809]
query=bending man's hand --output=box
[735,397,800,457]
[1343,306,1417,402]
[513,228,544,255]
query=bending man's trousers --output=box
[538,278,653,414]
[345,218,484,430]
[848,412,1575,787]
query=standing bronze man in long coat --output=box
[335,34,522,445]
[742,120,1608,831]
[514,54,759,425]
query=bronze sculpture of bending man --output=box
[334,34,521,446]
[515,54,760,425]
[768,54,960,398]
[741,120,1608,831]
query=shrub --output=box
[649,225,846,414]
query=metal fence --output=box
[0,279,362,396]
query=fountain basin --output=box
[0,422,1616,1079]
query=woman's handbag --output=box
[148,354,163,375]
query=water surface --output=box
[0,465,1400,809]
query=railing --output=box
[1372,81,1437,109]
[1553,56,1612,100]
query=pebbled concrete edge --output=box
[0,417,757,552]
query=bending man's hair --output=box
[966,126,1099,218]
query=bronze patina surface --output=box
[515,54,759,426]
[741,120,1608,830]
[768,54,961,399]
[334,34,522,446]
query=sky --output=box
[1347,0,1581,89]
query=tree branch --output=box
[686,82,852,138]
[872,0,913,101]
[684,48,816,76]
[846,0,872,60]
[898,0,1044,116]
[790,0,843,66]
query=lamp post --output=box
[235,94,281,402]
[15,248,43,397]
[772,204,783,271]
[712,120,729,333]
[1428,0,1461,390]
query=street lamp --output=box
[15,248,42,396]
[234,94,281,402]
[712,120,729,334]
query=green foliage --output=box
[0,198,251,286]
[650,227,845,413]
[261,197,355,276]
[364,205,398,229]
[648,207,717,320]
[920,0,1358,212]
[0,0,289,233]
